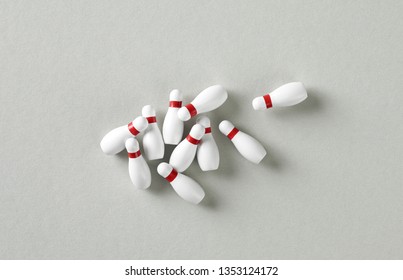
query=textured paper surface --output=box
[1,0,402,259]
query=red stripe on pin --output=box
[165,168,178,182]
[185,103,197,117]
[205,127,211,134]
[146,116,156,123]
[186,135,200,145]
[263,94,272,108]
[128,150,141,158]
[227,128,239,140]
[128,122,140,136]
[169,101,182,108]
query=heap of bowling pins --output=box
[100,82,308,204]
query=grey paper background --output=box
[1,0,402,259]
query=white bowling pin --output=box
[100,116,148,155]
[162,89,184,145]
[252,82,307,110]
[141,105,164,160]
[177,85,228,121]
[157,162,205,204]
[196,116,219,171]
[125,138,151,189]
[169,124,204,172]
[219,120,266,164]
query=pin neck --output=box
[146,116,157,123]
[205,127,211,134]
[186,135,200,145]
[185,103,197,118]
[227,127,239,140]
[263,94,273,108]
[128,150,141,158]
[169,101,182,108]
[128,122,140,136]
[165,168,178,182]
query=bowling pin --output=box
[196,116,219,171]
[169,124,204,172]
[177,85,228,121]
[125,138,151,189]
[162,89,184,145]
[219,120,266,164]
[141,105,164,160]
[157,162,205,204]
[100,116,148,155]
[252,82,307,110]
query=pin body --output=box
[125,138,151,189]
[157,162,205,204]
[252,82,307,110]
[177,85,228,121]
[142,105,164,160]
[219,120,266,164]
[162,89,184,145]
[100,116,148,155]
[169,124,205,172]
[196,116,219,171]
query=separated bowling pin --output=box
[162,89,184,145]
[142,105,164,160]
[125,138,151,189]
[219,120,266,164]
[252,82,307,110]
[100,116,148,155]
[157,162,205,204]
[169,124,204,172]
[177,85,228,121]
[196,116,219,171]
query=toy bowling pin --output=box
[196,116,219,171]
[125,138,151,189]
[162,89,184,145]
[177,85,228,121]
[252,82,307,110]
[219,120,266,164]
[100,116,148,155]
[142,105,164,160]
[169,124,204,172]
[157,162,205,204]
